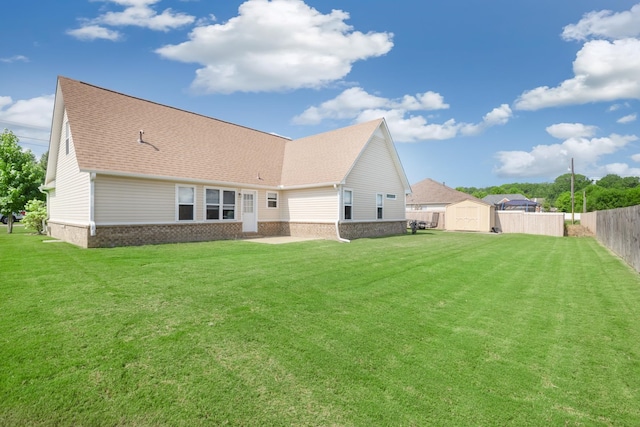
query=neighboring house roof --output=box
[482,194,528,205]
[47,76,410,192]
[407,178,483,205]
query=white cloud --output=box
[0,95,55,129]
[515,38,640,110]
[293,87,511,142]
[0,94,55,151]
[609,102,632,112]
[546,123,597,139]
[155,0,393,93]
[632,153,640,162]
[600,162,640,177]
[67,25,122,41]
[494,132,638,178]
[459,105,513,136]
[0,55,29,63]
[562,4,640,41]
[617,113,637,123]
[293,87,447,125]
[68,0,195,41]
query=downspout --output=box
[334,184,350,243]
[89,173,96,236]
[38,185,50,234]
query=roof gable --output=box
[280,119,410,191]
[280,119,382,187]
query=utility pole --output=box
[570,158,575,224]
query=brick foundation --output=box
[48,222,90,247]
[48,220,407,248]
[338,221,407,240]
[89,222,243,248]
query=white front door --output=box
[242,191,257,233]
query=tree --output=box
[555,191,585,213]
[621,176,640,189]
[596,174,624,189]
[0,130,45,233]
[22,199,47,234]
[39,151,49,174]
[548,173,591,205]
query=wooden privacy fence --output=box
[581,211,597,234]
[582,206,640,274]
[405,211,444,229]
[495,211,565,237]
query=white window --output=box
[343,189,353,220]
[177,186,195,221]
[386,194,397,200]
[65,121,70,155]
[376,193,383,219]
[223,190,236,219]
[267,192,278,208]
[205,188,236,220]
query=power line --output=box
[14,134,49,143]
[0,119,50,131]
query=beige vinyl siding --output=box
[48,111,91,224]
[281,187,338,222]
[344,135,406,221]
[257,190,283,221]
[94,175,176,223]
[94,176,243,224]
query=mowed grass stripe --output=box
[1,228,639,426]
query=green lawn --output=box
[1,227,639,426]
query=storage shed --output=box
[445,199,495,232]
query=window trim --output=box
[386,193,397,200]
[266,191,278,209]
[65,121,70,155]
[343,188,353,220]
[376,193,383,220]
[176,185,196,221]
[204,187,237,221]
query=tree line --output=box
[457,173,640,213]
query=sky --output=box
[1,0,640,189]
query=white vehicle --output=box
[1,211,25,224]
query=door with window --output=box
[242,191,257,232]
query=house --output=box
[42,77,411,248]
[482,194,539,212]
[406,178,481,229]
[482,194,528,206]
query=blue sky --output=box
[1,0,639,188]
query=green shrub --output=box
[22,199,47,234]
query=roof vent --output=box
[138,130,144,143]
